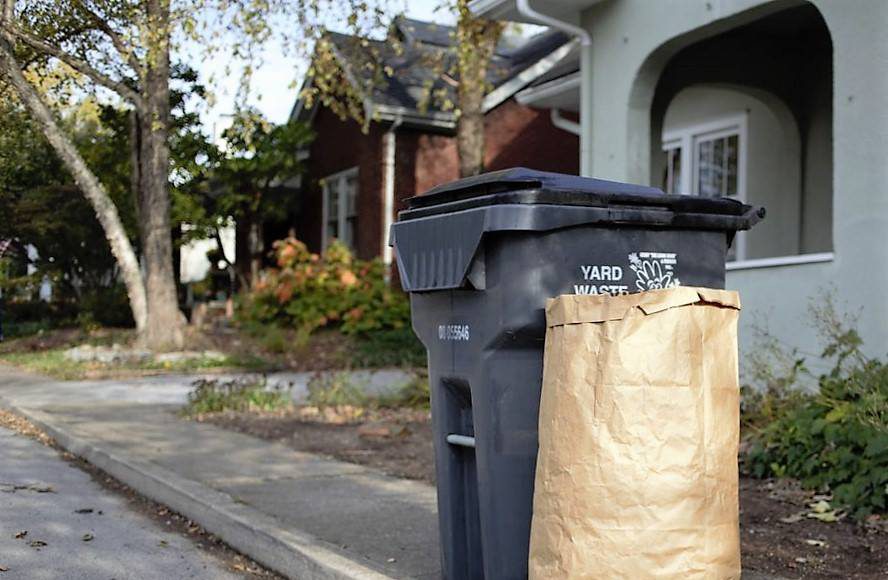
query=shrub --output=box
[352,328,426,368]
[238,237,411,339]
[744,295,888,520]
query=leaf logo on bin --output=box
[628,252,681,292]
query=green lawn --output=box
[0,348,269,380]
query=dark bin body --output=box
[390,168,764,580]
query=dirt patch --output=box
[198,407,435,483]
[199,408,887,578]
[0,408,282,579]
[740,478,886,578]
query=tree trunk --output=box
[136,0,185,350]
[456,0,503,178]
[234,213,263,290]
[248,218,264,289]
[457,97,485,178]
[0,37,149,332]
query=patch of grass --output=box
[141,352,269,373]
[351,328,426,368]
[0,347,270,380]
[181,377,292,416]
[0,349,89,380]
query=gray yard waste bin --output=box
[389,168,764,580]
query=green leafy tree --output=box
[180,110,313,289]
[0,0,401,349]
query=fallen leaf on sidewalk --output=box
[82,533,94,542]
[29,540,47,548]
[13,531,27,539]
[0,482,55,494]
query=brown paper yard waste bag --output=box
[529,287,742,580]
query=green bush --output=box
[182,377,292,416]
[238,237,411,339]
[744,296,888,520]
[352,327,426,368]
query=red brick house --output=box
[290,18,580,269]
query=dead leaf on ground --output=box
[357,422,410,439]
[779,511,806,524]
[13,531,27,539]
[74,508,94,514]
[82,533,94,542]
[28,540,47,548]
[805,539,827,547]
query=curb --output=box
[0,399,394,580]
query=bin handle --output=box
[446,434,476,448]
[740,205,767,229]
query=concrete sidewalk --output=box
[0,368,786,580]
[0,369,440,579]
[0,426,243,580]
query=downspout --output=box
[550,109,580,136]
[382,117,402,280]
[515,0,593,176]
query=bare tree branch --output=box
[2,23,144,108]
[72,0,143,77]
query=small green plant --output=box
[260,325,290,353]
[305,372,369,408]
[743,294,888,520]
[182,377,292,416]
[378,373,431,410]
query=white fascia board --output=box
[469,0,520,21]
[483,38,579,112]
[470,0,602,22]
[372,104,457,130]
[515,70,580,107]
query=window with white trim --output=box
[321,167,358,251]
[663,115,747,261]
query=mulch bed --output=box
[197,407,888,579]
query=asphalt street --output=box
[0,426,242,580]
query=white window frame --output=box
[321,167,358,251]
[663,113,748,261]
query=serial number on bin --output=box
[438,324,470,342]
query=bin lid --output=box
[400,167,762,221]
[391,168,765,292]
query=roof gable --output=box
[292,17,572,131]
